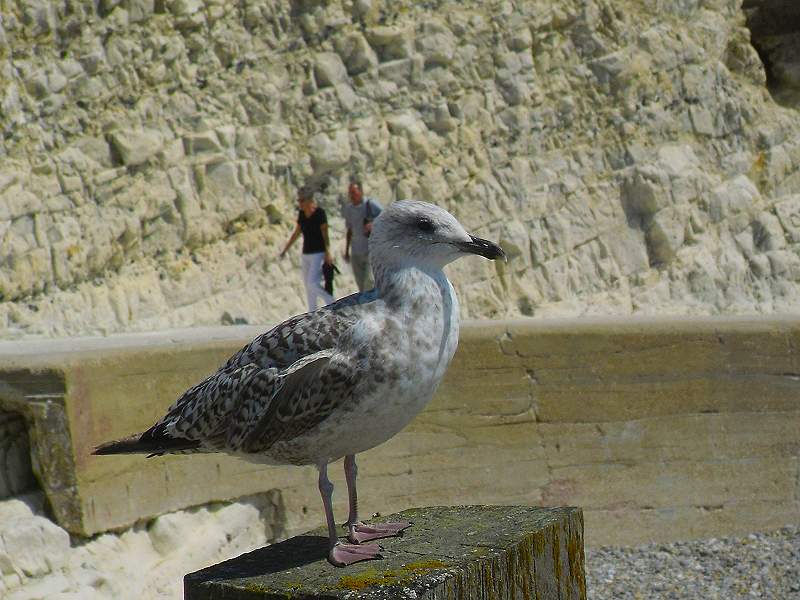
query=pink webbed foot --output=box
[329,541,382,567]
[348,521,412,544]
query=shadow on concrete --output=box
[185,535,328,587]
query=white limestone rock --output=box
[1,0,800,334]
[647,206,688,265]
[0,185,41,221]
[0,490,285,600]
[126,0,156,23]
[752,211,787,252]
[774,195,800,242]
[108,129,166,167]
[0,515,70,577]
[709,175,762,226]
[366,25,414,61]
[314,52,348,88]
[335,32,378,75]
[416,20,456,68]
[168,0,203,18]
[308,129,351,174]
[19,1,56,36]
[622,165,672,220]
[605,225,650,276]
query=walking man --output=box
[342,179,382,292]
[280,186,334,311]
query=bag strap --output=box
[364,198,372,220]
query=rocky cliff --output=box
[1,0,799,338]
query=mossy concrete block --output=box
[184,505,586,600]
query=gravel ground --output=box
[586,526,800,599]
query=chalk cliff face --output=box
[1,0,799,338]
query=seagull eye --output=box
[416,217,435,233]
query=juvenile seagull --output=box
[93,200,505,566]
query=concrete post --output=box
[184,505,586,600]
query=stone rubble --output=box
[0,1,798,338]
[0,491,284,600]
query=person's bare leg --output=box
[343,454,411,544]
[318,462,381,566]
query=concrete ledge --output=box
[183,505,586,600]
[0,316,798,544]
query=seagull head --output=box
[369,200,505,270]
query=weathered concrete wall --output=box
[3,0,800,339]
[1,317,797,547]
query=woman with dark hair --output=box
[280,186,334,311]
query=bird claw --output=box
[348,521,412,544]
[329,541,382,567]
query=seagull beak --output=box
[455,235,506,260]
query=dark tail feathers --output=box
[92,430,200,458]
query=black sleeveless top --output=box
[298,207,327,254]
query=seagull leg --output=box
[318,462,381,566]
[344,454,411,544]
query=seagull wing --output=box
[136,362,273,454]
[94,361,275,456]
[233,349,356,454]
[223,292,373,371]
[94,295,375,457]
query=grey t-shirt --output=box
[342,197,382,256]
